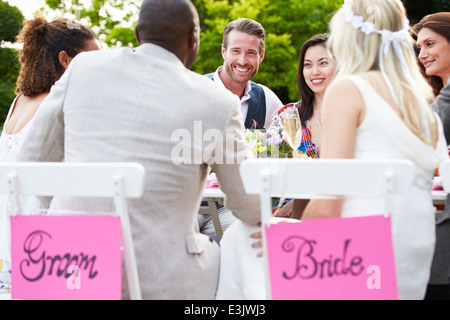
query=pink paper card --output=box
[11,215,122,300]
[205,177,219,189]
[265,215,398,300]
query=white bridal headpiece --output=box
[341,0,433,138]
[341,0,413,108]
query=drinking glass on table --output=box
[282,106,302,152]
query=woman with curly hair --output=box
[0,12,99,298]
[3,12,100,138]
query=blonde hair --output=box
[328,0,437,145]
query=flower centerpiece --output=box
[245,115,294,158]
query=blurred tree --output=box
[193,0,341,103]
[42,0,341,103]
[45,0,140,48]
[0,0,24,42]
[0,0,23,127]
[402,0,449,24]
[6,0,441,112]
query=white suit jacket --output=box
[15,43,261,299]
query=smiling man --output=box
[200,19,283,240]
[206,18,283,130]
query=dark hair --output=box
[223,18,266,54]
[15,12,98,96]
[297,34,328,127]
[413,12,450,96]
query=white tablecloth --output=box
[0,293,11,300]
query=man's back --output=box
[16,43,260,299]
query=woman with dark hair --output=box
[0,12,99,298]
[274,34,335,218]
[415,12,450,300]
[279,34,335,158]
[415,12,450,98]
[296,34,334,154]
[2,12,100,142]
[4,12,100,136]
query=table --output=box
[432,190,447,218]
[0,293,11,300]
[202,188,225,199]
[432,190,447,205]
[202,187,448,224]
[204,188,446,202]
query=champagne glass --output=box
[282,106,302,151]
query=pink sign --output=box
[205,176,219,189]
[265,215,398,300]
[11,215,122,300]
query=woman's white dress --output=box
[342,76,448,299]
[0,95,42,297]
[216,75,448,300]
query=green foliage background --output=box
[0,0,23,129]
[40,0,342,104]
[193,0,341,104]
[1,0,449,127]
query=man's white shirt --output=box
[211,66,283,129]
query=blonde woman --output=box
[302,0,448,299]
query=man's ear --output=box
[135,27,141,45]
[58,51,72,69]
[188,27,199,51]
[259,49,265,63]
[221,44,227,60]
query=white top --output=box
[211,66,283,128]
[0,96,23,296]
[0,95,42,297]
[342,75,448,300]
[0,95,31,162]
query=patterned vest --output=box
[205,73,266,129]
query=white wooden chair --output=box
[239,158,415,299]
[0,162,145,300]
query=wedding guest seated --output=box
[215,34,335,299]
[425,81,450,300]
[414,12,450,300]
[206,18,283,130]
[199,18,283,240]
[0,12,100,298]
[274,34,335,219]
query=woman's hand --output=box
[249,220,294,257]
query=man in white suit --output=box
[15,0,260,299]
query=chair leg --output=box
[206,198,223,237]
